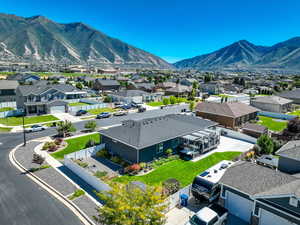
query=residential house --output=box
[165,85,192,97]
[201,82,223,95]
[109,90,162,104]
[99,114,219,163]
[241,123,268,138]
[0,80,18,102]
[16,84,87,115]
[219,161,300,225]
[250,95,293,113]
[7,73,40,84]
[127,82,155,93]
[277,140,300,174]
[278,89,300,104]
[180,78,197,87]
[93,79,120,92]
[195,102,259,129]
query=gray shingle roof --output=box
[276,140,300,161]
[242,123,267,133]
[0,80,18,90]
[17,84,83,96]
[99,114,217,149]
[251,95,292,105]
[95,79,119,86]
[112,90,149,97]
[278,89,300,100]
[196,102,259,118]
[220,161,297,195]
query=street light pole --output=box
[22,108,26,146]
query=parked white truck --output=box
[185,204,228,225]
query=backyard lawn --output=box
[88,107,116,115]
[257,116,288,132]
[113,151,241,187]
[68,102,90,106]
[51,133,101,160]
[0,115,59,126]
[288,110,300,117]
[0,107,14,112]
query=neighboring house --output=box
[16,84,87,115]
[250,95,293,113]
[195,102,259,129]
[222,83,243,94]
[99,114,219,163]
[93,79,120,92]
[165,85,192,97]
[278,89,300,104]
[127,82,155,93]
[241,123,268,138]
[155,82,177,90]
[201,82,222,95]
[109,90,162,104]
[7,73,40,84]
[180,78,197,87]
[276,140,300,174]
[219,161,300,225]
[0,80,18,102]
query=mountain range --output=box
[0,13,172,69]
[174,38,300,71]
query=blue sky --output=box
[2,0,300,62]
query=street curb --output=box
[9,142,96,225]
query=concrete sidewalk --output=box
[52,113,82,123]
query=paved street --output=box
[0,105,187,225]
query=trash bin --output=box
[180,193,188,207]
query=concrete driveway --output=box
[191,136,253,162]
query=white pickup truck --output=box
[185,204,228,225]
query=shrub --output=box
[162,98,170,105]
[127,164,141,173]
[85,139,96,148]
[163,178,180,196]
[111,156,122,164]
[139,162,147,169]
[94,171,108,178]
[32,154,45,165]
[103,96,112,103]
[42,142,52,150]
[169,96,177,104]
[96,149,111,158]
[257,134,274,155]
[75,160,89,168]
[84,121,97,132]
[54,138,63,145]
[165,148,173,156]
[68,189,85,200]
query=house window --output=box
[172,138,179,148]
[289,197,298,207]
[157,143,164,154]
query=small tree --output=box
[162,97,170,105]
[257,134,274,155]
[84,121,97,132]
[189,101,195,111]
[287,117,300,133]
[165,148,173,156]
[169,96,176,104]
[57,120,76,137]
[103,96,112,103]
[76,82,83,90]
[95,183,167,225]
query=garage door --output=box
[50,106,65,114]
[225,191,253,222]
[259,209,294,225]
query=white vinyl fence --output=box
[64,144,111,192]
[166,185,191,211]
[0,101,16,108]
[68,103,108,112]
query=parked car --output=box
[131,102,142,108]
[113,110,128,116]
[75,110,87,116]
[185,204,228,225]
[120,104,132,110]
[96,112,111,119]
[25,125,47,133]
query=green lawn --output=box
[68,102,90,106]
[51,133,101,159]
[88,107,116,115]
[0,107,14,112]
[0,115,59,126]
[213,94,234,98]
[113,152,241,187]
[0,127,12,132]
[257,116,288,132]
[288,110,300,117]
[147,101,164,107]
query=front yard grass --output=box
[51,133,101,160]
[113,151,241,187]
[68,102,90,106]
[257,116,287,132]
[147,101,164,107]
[88,107,116,115]
[0,107,14,112]
[0,115,59,126]
[0,127,12,132]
